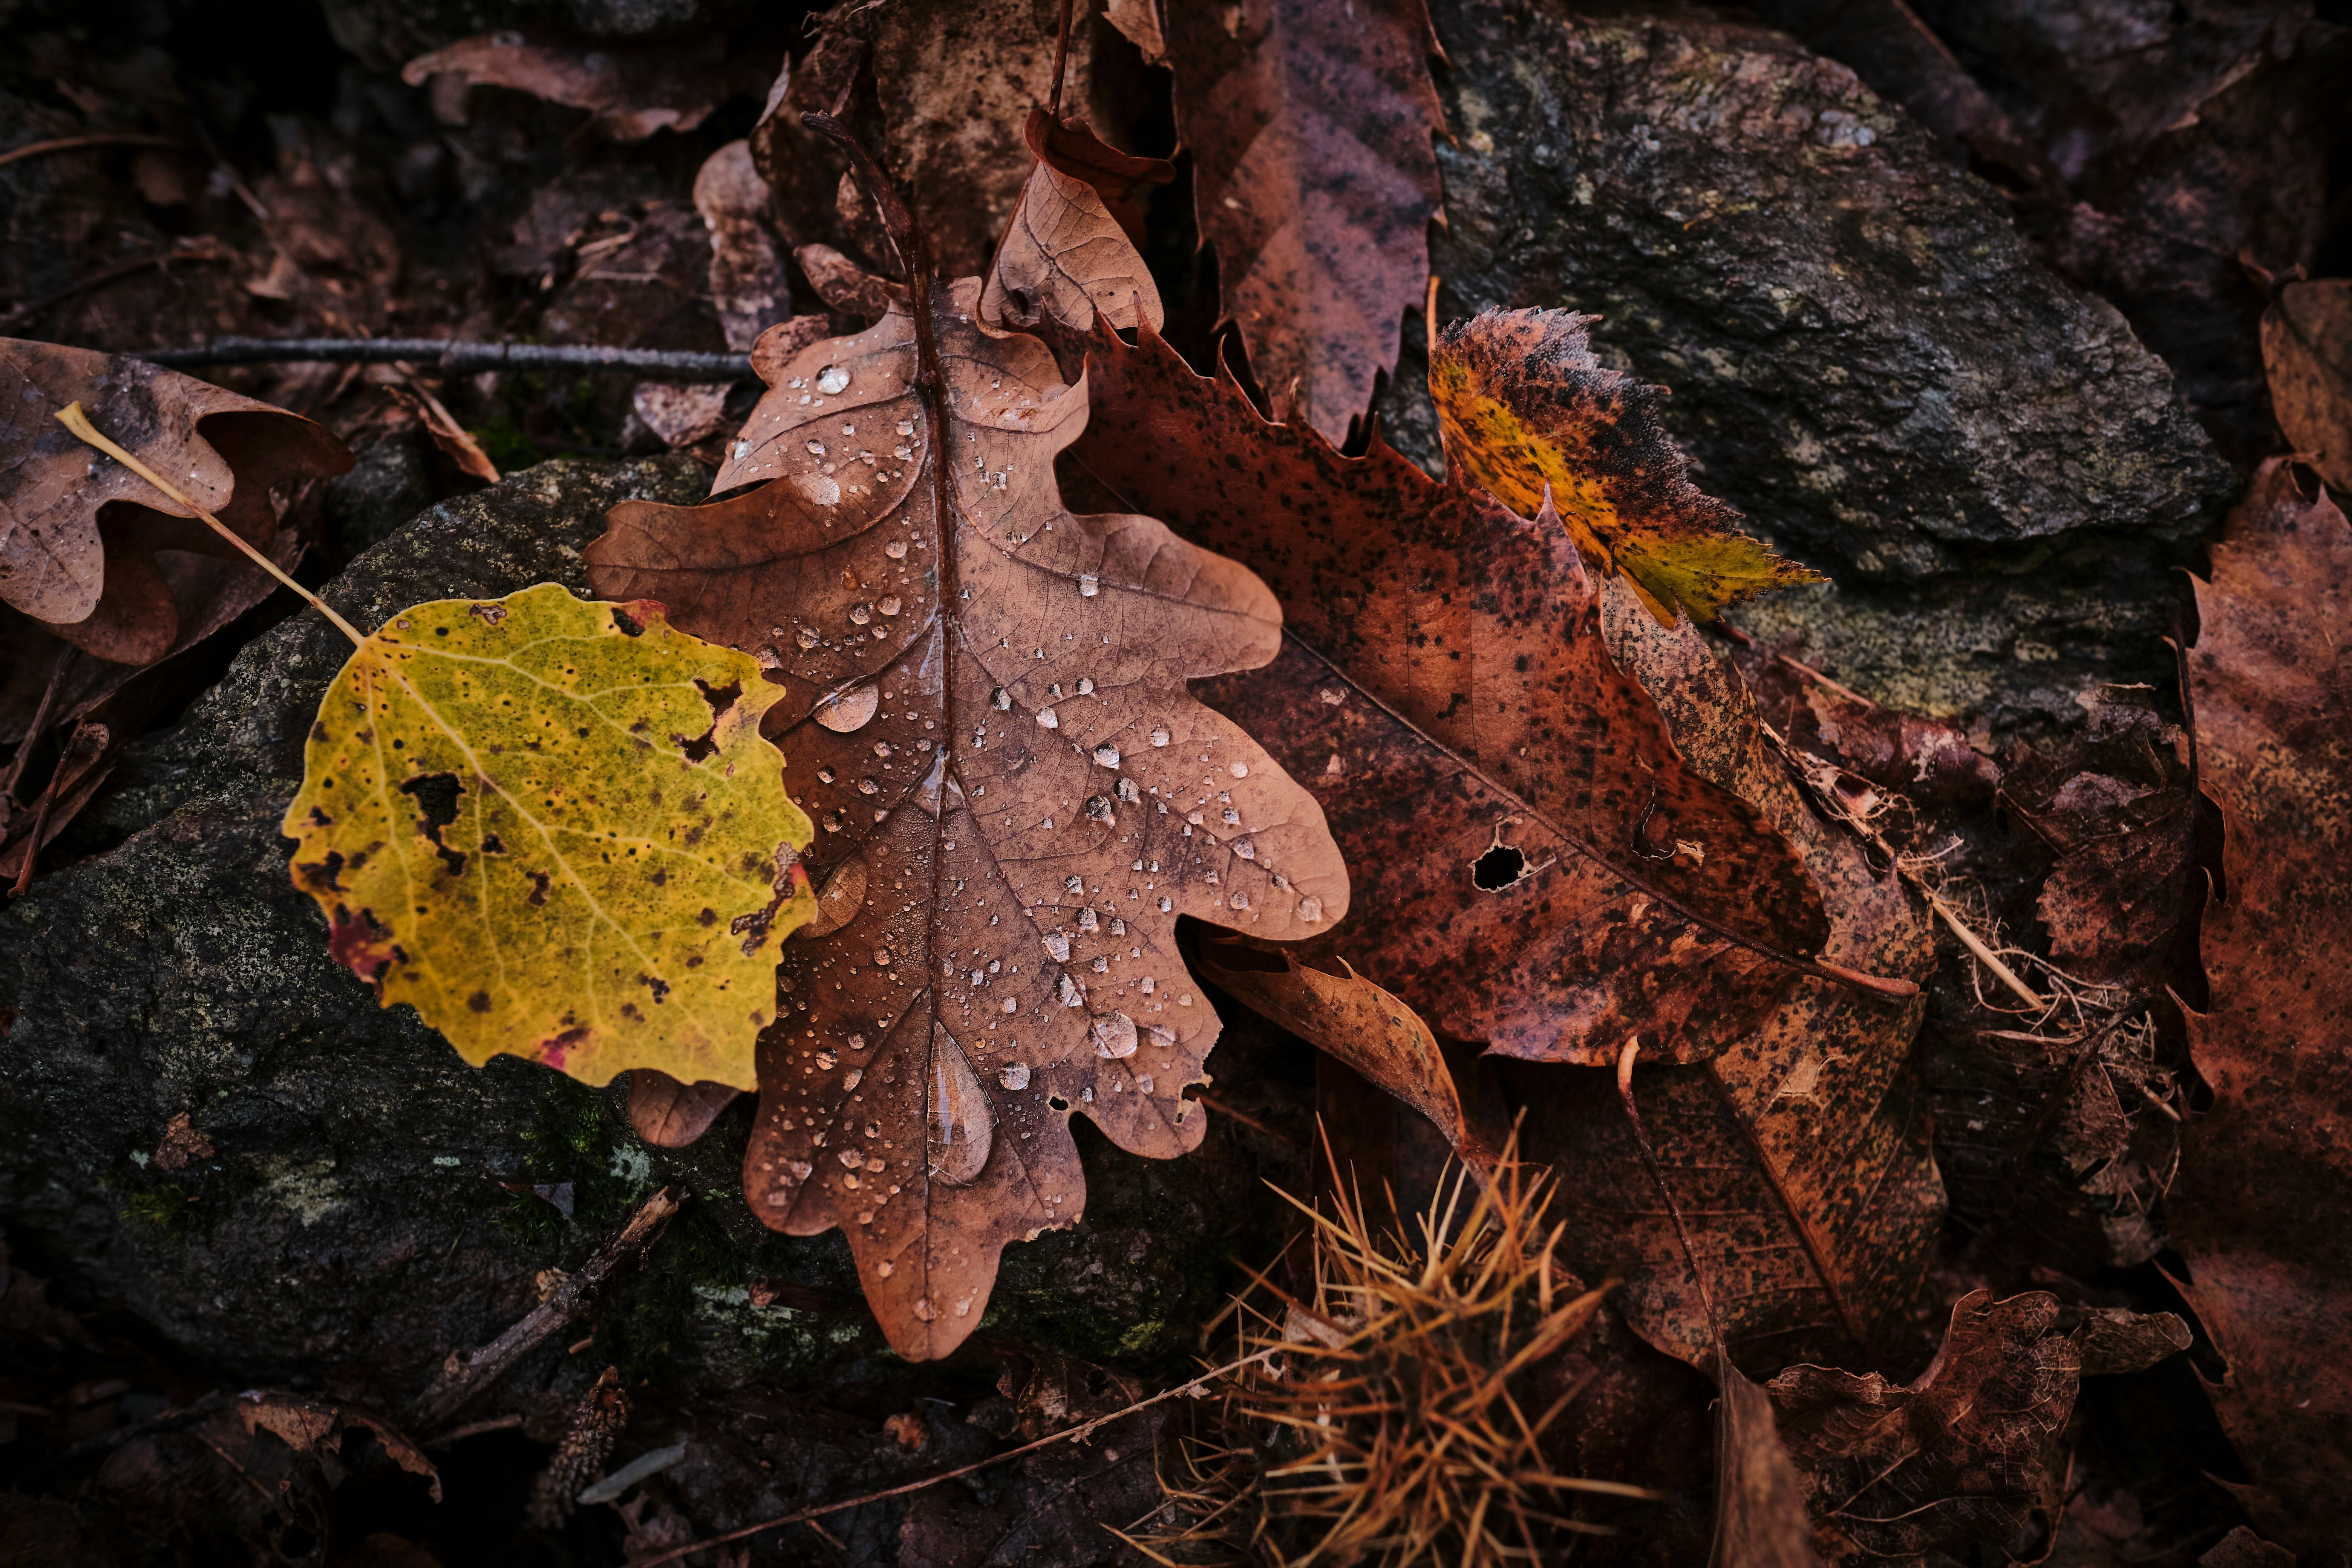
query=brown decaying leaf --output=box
[981,109,1166,342]
[1195,934,1494,1172]
[1710,1345,1823,1568]
[695,139,793,352]
[400,32,732,142]
[1163,0,1446,445]
[1,337,348,653]
[236,1390,440,1503]
[1767,1289,2078,1565]
[1067,315,1859,1068]
[1511,589,1937,1370]
[2172,458,2352,1556]
[586,281,1346,1360]
[796,243,908,320]
[2261,279,2352,493]
[2030,766,2194,992]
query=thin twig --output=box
[405,1187,681,1433]
[129,337,752,378]
[1718,618,1880,709]
[630,1346,1283,1567]
[425,1412,525,1446]
[0,133,185,170]
[8,720,73,896]
[1922,887,2048,1010]
[1,646,73,808]
[55,402,369,648]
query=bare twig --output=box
[129,337,752,378]
[1719,618,1880,710]
[407,1187,681,1434]
[1,646,73,809]
[630,1345,1283,1567]
[1922,886,2049,1010]
[0,133,185,170]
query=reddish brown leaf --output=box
[756,2,1116,283]
[0,338,348,650]
[1067,317,1863,1067]
[626,1072,741,1150]
[1767,1289,2079,1565]
[2261,279,2352,493]
[585,277,1346,1358]
[1511,595,1937,1368]
[2172,458,2352,1556]
[1161,0,1446,445]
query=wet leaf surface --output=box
[586,269,1345,1359]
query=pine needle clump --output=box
[1139,1145,1654,1566]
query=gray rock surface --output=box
[1,456,1295,1408]
[1378,0,2238,736]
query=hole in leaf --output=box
[400,773,468,876]
[1472,843,1527,891]
[1048,1094,1071,1112]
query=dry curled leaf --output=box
[982,109,1166,341]
[2172,458,2352,1556]
[237,1390,439,1503]
[1767,1290,2079,1565]
[0,337,348,660]
[1196,934,1493,1171]
[1163,0,1446,445]
[2260,279,2352,493]
[400,31,732,142]
[1431,310,1824,625]
[1067,316,1854,1067]
[695,139,793,352]
[284,583,815,1092]
[585,273,1346,1360]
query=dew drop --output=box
[796,627,821,649]
[1000,1061,1031,1090]
[1044,932,1070,962]
[1003,997,1018,1013]
[849,603,871,625]
[1037,707,1058,729]
[1158,896,1173,912]
[1078,574,1099,597]
[1298,895,1324,921]
[1076,676,1095,695]
[807,440,828,457]
[1229,891,1250,910]
[1230,762,1250,778]
[885,537,909,559]
[1150,724,1171,747]
[879,595,902,616]
[1091,1011,1139,1058]
[731,439,752,461]
[1092,744,1121,767]
[816,364,851,394]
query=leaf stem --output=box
[53,401,369,649]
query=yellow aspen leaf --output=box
[1430,308,1823,625]
[282,582,814,1091]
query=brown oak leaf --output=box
[400,31,735,143]
[586,260,1346,1357]
[1161,0,1446,445]
[2260,278,2352,493]
[1066,316,1886,1068]
[1,338,347,662]
[1767,1289,2079,1565]
[2171,458,2352,1556]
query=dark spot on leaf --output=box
[308,806,333,827]
[611,607,645,637]
[527,870,553,906]
[468,990,492,1012]
[698,907,720,926]
[481,833,505,854]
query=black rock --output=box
[1379,1,2239,738]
